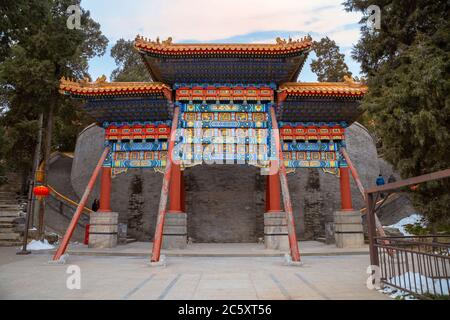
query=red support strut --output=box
[341,148,387,238]
[53,147,110,261]
[151,107,180,262]
[269,107,301,262]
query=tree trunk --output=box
[38,104,54,240]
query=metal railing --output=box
[376,236,450,299]
[364,168,450,299]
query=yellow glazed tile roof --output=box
[134,36,313,55]
[59,76,171,96]
[279,76,368,97]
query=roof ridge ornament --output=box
[343,75,363,87]
[95,75,108,84]
[162,37,173,45]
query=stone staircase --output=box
[0,191,24,247]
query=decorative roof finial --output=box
[162,37,173,45]
[95,75,107,84]
[276,37,286,45]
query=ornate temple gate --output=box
[52,36,369,263]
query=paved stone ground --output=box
[0,247,388,300]
[29,241,371,257]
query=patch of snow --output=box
[386,214,425,236]
[380,287,416,300]
[26,239,55,250]
[383,272,449,297]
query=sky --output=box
[81,0,364,82]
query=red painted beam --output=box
[269,107,301,262]
[151,107,180,262]
[341,148,387,238]
[341,148,365,199]
[53,147,110,260]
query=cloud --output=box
[82,0,363,81]
[83,0,362,43]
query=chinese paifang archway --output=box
[53,36,368,262]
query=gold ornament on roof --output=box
[95,75,107,84]
[79,76,91,84]
[276,37,287,45]
[162,37,173,45]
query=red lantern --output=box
[33,185,50,200]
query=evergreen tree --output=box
[0,125,9,184]
[111,39,151,82]
[0,0,108,189]
[344,0,450,227]
[310,37,352,82]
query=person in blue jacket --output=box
[376,174,385,186]
[376,174,386,198]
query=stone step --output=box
[0,217,17,223]
[0,202,19,206]
[126,237,137,244]
[0,193,18,196]
[0,224,15,230]
[0,207,20,212]
[0,212,19,217]
[0,223,14,228]
[0,196,17,199]
[0,200,18,203]
[0,233,21,240]
[0,240,23,247]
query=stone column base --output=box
[264,212,289,251]
[162,212,187,249]
[334,210,364,248]
[88,211,118,249]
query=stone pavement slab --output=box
[0,247,389,300]
[30,241,370,257]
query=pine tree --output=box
[310,37,352,82]
[344,0,450,227]
[0,0,108,183]
[111,39,151,82]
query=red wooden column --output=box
[98,167,112,212]
[168,163,182,213]
[180,170,186,212]
[266,172,282,212]
[339,167,353,210]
